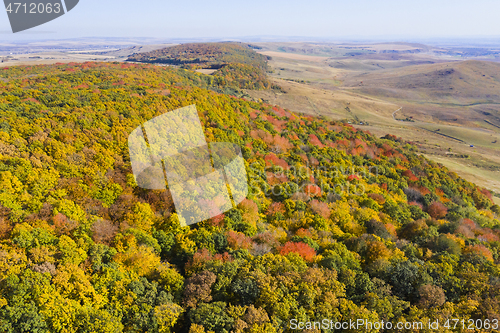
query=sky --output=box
[1,0,500,42]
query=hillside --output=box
[246,46,500,199]
[343,60,500,125]
[0,62,499,332]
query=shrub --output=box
[230,278,260,305]
[427,202,448,219]
[188,302,234,333]
[227,231,252,250]
[431,235,461,256]
[290,235,319,251]
[183,270,217,307]
[464,244,494,262]
[408,203,429,220]
[310,199,330,219]
[418,284,446,308]
[365,219,392,240]
[368,193,386,205]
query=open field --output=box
[423,154,500,193]
[245,77,406,129]
[249,42,500,194]
[195,69,217,75]
[0,42,177,68]
[258,51,330,62]
[0,50,119,67]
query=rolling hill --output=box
[345,60,500,105]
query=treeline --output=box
[0,62,499,332]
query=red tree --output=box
[279,242,316,262]
[427,202,448,219]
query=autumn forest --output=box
[0,43,499,332]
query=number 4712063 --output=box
[443,319,499,330]
[5,2,62,14]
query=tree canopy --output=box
[0,61,499,332]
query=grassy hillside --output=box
[344,60,500,123]
[346,60,500,99]
[0,62,499,332]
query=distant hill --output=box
[127,42,269,69]
[127,42,273,91]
